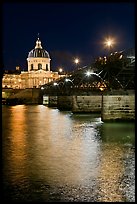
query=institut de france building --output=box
[2,38,61,89]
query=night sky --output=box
[2,2,135,72]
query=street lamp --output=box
[58,68,63,73]
[104,37,115,55]
[74,58,80,70]
[58,68,63,78]
[74,58,79,64]
[53,82,58,86]
[65,78,74,88]
[86,70,94,77]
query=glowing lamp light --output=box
[74,58,79,64]
[65,78,70,82]
[53,82,58,86]
[99,87,104,91]
[104,37,115,48]
[86,70,93,76]
[59,68,63,72]
[106,40,112,47]
[86,71,91,76]
[65,78,74,86]
[119,55,123,59]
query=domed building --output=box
[27,38,51,72]
[2,37,61,89]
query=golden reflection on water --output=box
[8,105,28,183]
[2,105,135,202]
[23,106,100,186]
[98,143,125,202]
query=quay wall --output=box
[2,88,42,105]
[48,96,58,107]
[72,95,102,113]
[101,94,135,121]
[3,88,135,121]
[57,96,73,110]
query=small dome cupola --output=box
[35,38,42,49]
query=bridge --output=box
[2,48,135,121]
[41,48,134,95]
[40,48,135,121]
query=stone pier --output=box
[57,96,73,110]
[48,96,58,107]
[72,95,102,113]
[101,90,135,121]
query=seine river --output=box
[2,105,135,202]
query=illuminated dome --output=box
[28,38,50,58]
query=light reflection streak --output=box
[5,105,28,184]
[24,107,101,186]
[98,144,125,202]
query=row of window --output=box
[28,60,47,62]
[30,63,49,70]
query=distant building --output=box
[2,38,62,89]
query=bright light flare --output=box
[86,70,94,76]
[59,68,63,72]
[119,55,123,59]
[65,78,74,86]
[65,78,73,83]
[65,78,70,82]
[104,37,115,48]
[53,82,58,86]
[74,58,79,64]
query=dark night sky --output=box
[2,2,135,72]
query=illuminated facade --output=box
[2,38,60,89]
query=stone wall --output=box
[48,96,58,107]
[2,88,22,98]
[101,95,135,121]
[3,88,42,105]
[57,96,73,110]
[72,95,102,113]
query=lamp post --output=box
[104,37,115,55]
[58,68,63,78]
[58,68,63,73]
[74,58,79,70]
[104,37,115,85]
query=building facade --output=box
[2,38,60,89]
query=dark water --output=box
[2,105,135,202]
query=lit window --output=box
[46,64,48,71]
[31,64,33,70]
[38,63,42,70]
